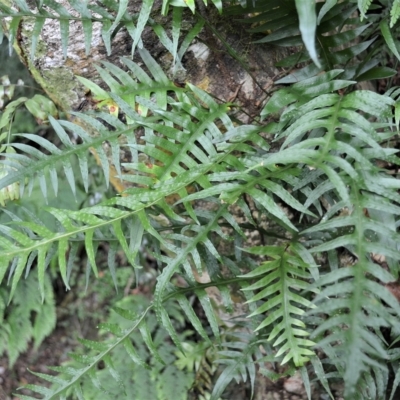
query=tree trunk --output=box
[3,1,285,118]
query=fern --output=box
[20,280,235,399]
[0,0,207,62]
[211,332,258,400]
[240,244,317,367]
[59,296,195,400]
[303,187,400,397]
[0,272,56,366]
[261,69,400,395]
[5,66,400,398]
[2,0,400,398]
[1,0,152,58]
[391,0,400,27]
[228,1,397,83]
[358,0,373,19]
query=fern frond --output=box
[1,0,206,61]
[211,332,258,400]
[303,183,400,396]
[261,72,395,211]
[0,113,138,199]
[19,304,152,400]
[1,64,252,293]
[391,0,400,27]
[78,48,187,119]
[228,1,396,83]
[0,0,154,58]
[255,69,400,394]
[21,291,211,399]
[0,273,56,366]
[154,204,227,328]
[240,244,316,367]
[358,0,373,19]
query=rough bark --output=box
[3,1,286,117]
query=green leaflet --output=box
[380,20,400,62]
[295,0,320,67]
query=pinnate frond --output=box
[0,113,137,199]
[391,0,400,27]
[303,183,400,396]
[211,332,258,400]
[240,244,317,367]
[1,0,153,58]
[229,1,396,83]
[18,303,152,399]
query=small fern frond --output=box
[151,9,205,73]
[0,113,137,199]
[391,0,400,27]
[211,332,258,400]
[0,0,156,58]
[229,1,395,83]
[19,304,152,400]
[0,273,56,366]
[77,48,187,119]
[241,244,317,367]
[358,0,373,19]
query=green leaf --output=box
[0,97,28,131]
[60,19,69,58]
[318,0,337,24]
[196,289,220,342]
[248,187,297,231]
[380,20,400,62]
[310,357,335,399]
[122,338,150,370]
[106,0,128,37]
[356,66,397,81]
[295,0,320,68]
[132,0,153,54]
[139,322,165,365]
[30,16,46,61]
[8,17,22,56]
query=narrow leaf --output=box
[295,0,321,67]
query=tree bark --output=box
[2,1,285,117]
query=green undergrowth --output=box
[1,0,400,399]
